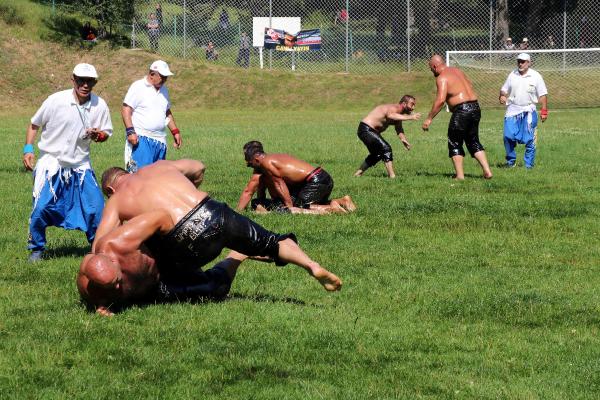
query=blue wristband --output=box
[23,144,34,154]
[125,127,136,136]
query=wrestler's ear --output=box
[104,185,116,198]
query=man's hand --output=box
[127,133,139,147]
[401,137,411,150]
[540,108,548,123]
[23,153,35,171]
[499,94,507,105]
[173,133,182,149]
[422,118,432,131]
[410,112,422,121]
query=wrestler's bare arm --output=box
[237,173,261,211]
[260,160,295,208]
[423,77,448,130]
[96,210,174,256]
[171,159,205,187]
[91,200,121,252]
[387,111,421,121]
[394,122,411,150]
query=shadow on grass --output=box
[415,171,478,179]
[45,245,90,259]
[79,291,312,316]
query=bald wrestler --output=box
[80,159,341,315]
[238,141,356,214]
[353,95,421,178]
[422,54,493,180]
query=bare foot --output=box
[353,170,363,177]
[452,175,465,181]
[329,200,348,214]
[255,204,269,214]
[338,195,357,212]
[311,266,342,291]
[483,171,493,179]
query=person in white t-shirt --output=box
[499,53,548,168]
[22,63,113,262]
[121,60,182,172]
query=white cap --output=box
[517,53,530,61]
[506,37,512,41]
[73,63,98,78]
[522,37,528,42]
[149,60,174,76]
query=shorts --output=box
[290,167,333,208]
[447,101,485,158]
[146,197,296,269]
[357,122,393,167]
[157,264,233,301]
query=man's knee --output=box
[467,142,485,157]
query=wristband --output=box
[23,144,34,154]
[125,127,136,136]
[540,108,548,117]
[170,128,180,136]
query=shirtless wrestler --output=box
[237,141,356,214]
[353,95,421,178]
[79,159,342,315]
[422,54,493,180]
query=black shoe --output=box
[28,250,44,263]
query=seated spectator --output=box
[205,41,219,61]
[520,37,529,50]
[544,34,556,49]
[502,37,515,50]
[334,9,348,25]
[81,21,98,42]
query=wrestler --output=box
[82,159,341,315]
[237,141,356,214]
[353,95,421,178]
[422,54,493,180]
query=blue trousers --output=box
[130,135,167,171]
[28,169,104,251]
[504,111,538,168]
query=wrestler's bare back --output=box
[439,67,478,109]
[361,104,404,132]
[110,161,207,224]
[261,154,315,184]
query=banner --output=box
[264,28,321,52]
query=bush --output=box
[0,4,26,26]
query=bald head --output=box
[77,254,123,306]
[428,54,446,76]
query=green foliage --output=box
[0,3,25,25]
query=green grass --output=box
[1,107,599,399]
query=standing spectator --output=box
[219,9,229,30]
[519,37,529,50]
[155,3,163,27]
[122,60,182,172]
[502,37,515,50]
[206,41,219,61]
[22,63,113,262]
[544,34,555,49]
[499,53,548,169]
[579,16,590,48]
[236,32,251,68]
[147,13,160,52]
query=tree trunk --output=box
[494,0,509,47]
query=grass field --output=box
[1,106,599,399]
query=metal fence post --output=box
[407,0,411,72]
[183,0,187,58]
[269,0,273,70]
[345,0,349,72]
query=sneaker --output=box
[506,162,516,168]
[28,250,44,263]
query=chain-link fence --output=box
[128,0,600,74]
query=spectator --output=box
[236,32,250,68]
[155,3,163,27]
[81,21,98,42]
[544,34,555,49]
[147,13,160,52]
[580,16,590,48]
[519,37,529,50]
[219,9,229,30]
[502,37,515,50]
[206,41,219,61]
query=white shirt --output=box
[123,77,171,135]
[31,89,113,167]
[501,68,548,117]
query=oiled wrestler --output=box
[237,141,356,214]
[422,54,492,180]
[81,159,341,315]
[353,95,421,178]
